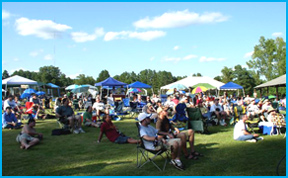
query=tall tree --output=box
[221,66,234,83]
[2,70,9,79]
[247,36,286,81]
[214,76,222,82]
[38,66,62,85]
[96,70,110,83]
[74,74,96,85]
[233,65,256,95]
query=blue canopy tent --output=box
[95,77,127,97]
[219,82,245,97]
[128,81,152,95]
[46,83,60,97]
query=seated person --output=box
[83,106,101,128]
[210,98,227,126]
[138,113,185,171]
[72,95,80,111]
[30,104,47,120]
[3,95,22,120]
[92,97,106,121]
[16,118,43,149]
[247,99,260,118]
[56,98,85,134]
[29,94,45,113]
[156,108,202,160]
[97,114,139,144]
[2,106,22,129]
[142,103,158,120]
[233,115,263,142]
[267,108,286,127]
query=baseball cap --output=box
[138,113,152,122]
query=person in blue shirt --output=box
[2,106,22,129]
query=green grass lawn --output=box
[2,116,286,176]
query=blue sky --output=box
[2,2,286,80]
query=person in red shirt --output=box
[97,115,140,144]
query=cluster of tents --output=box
[2,74,286,99]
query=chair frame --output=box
[135,122,170,171]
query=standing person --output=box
[97,114,139,144]
[138,113,185,171]
[16,119,43,149]
[55,98,85,134]
[233,115,263,142]
[2,106,22,129]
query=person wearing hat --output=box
[16,118,43,149]
[97,114,139,144]
[233,114,263,142]
[142,103,158,121]
[2,106,23,129]
[138,113,185,171]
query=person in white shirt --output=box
[247,99,260,118]
[4,95,22,119]
[210,98,227,125]
[233,115,262,142]
[92,98,106,121]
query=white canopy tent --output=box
[2,75,38,96]
[160,76,225,95]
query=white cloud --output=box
[244,51,254,58]
[134,9,229,29]
[15,17,72,39]
[199,56,226,62]
[150,57,155,61]
[29,49,44,57]
[272,32,283,37]
[44,54,53,60]
[71,28,104,43]
[104,30,166,41]
[163,54,197,63]
[183,54,197,60]
[173,46,180,50]
[2,10,10,20]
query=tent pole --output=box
[243,89,245,97]
[276,87,279,100]
[5,84,7,97]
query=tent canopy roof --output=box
[128,81,152,89]
[255,74,286,89]
[160,76,224,90]
[191,83,216,90]
[46,83,60,88]
[95,77,127,87]
[220,82,243,90]
[2,75,38,85]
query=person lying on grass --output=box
[16,119,43,150]
[97,114,140,144]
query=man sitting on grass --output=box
[16,118,43,150]
[138,113,185,171]
[97,114,140,144]
[2,106,22,129]
[56,98,85,134]
[233,114,263,143]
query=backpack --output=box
[51,129,71,136]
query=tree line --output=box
[2,36,286,96]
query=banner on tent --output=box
[21,85,29,89]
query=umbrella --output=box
[268,95,276,99]
[71,85,96,93]
[65,84,80,90]
[20,93,31,99]
[2,89,5,92]
[179,90,186,94]
[192,86,208,94]
[23,88,37,94]
[36,91,46,96]
[168,84,188,90]
[128,88,141,93]
[166,89,174,95]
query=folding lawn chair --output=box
[186,107,208,133]
[170,103,188,131]
[135,122,170,171]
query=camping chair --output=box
[186,107,208,133]
[22,102,34,119]
[234,105,260,133]
[170,103,188,131]
[113,100,129,119]
[135,122,170,171]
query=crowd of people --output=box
[2,88,286,171]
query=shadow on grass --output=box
[48,161,132,176]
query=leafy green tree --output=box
[192,73,202,76]
[233,65,256,95]
[38,66,62,85]
[247,36,286,81]
[221,66,234,83]
[74,74,96,85]
[2,70,9,79]
[96,70,110,83]
[214,76,222,82]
